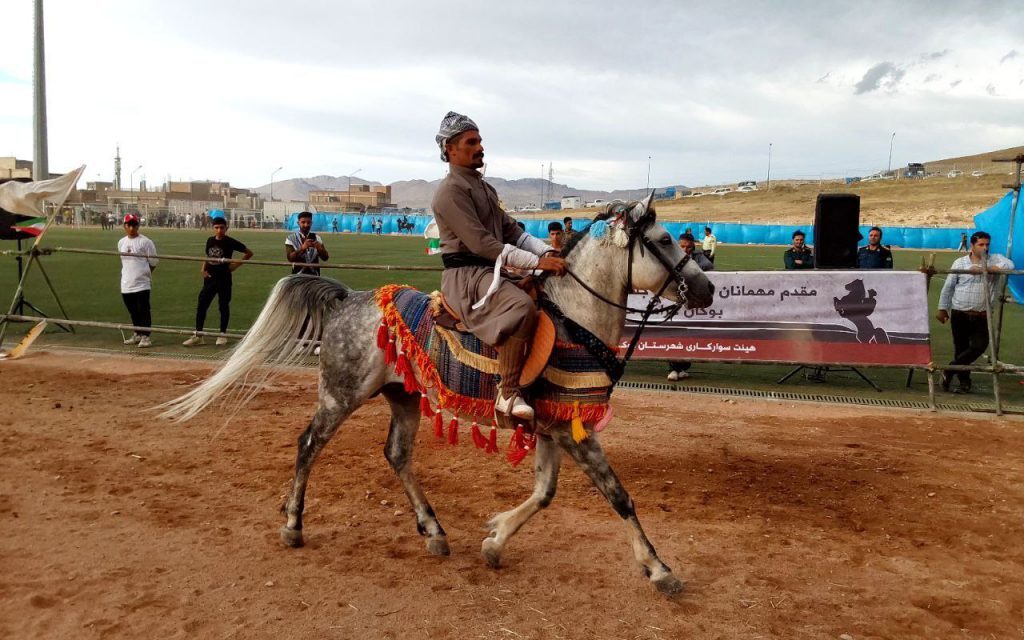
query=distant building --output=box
[1,157,39,180]
[309,184,393,212]
[543,200,561,211]
[560,195,583,210]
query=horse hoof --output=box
[425,536,450,556]
[481,538,502,569]
[653,573,686,597]
[280,526,304,548]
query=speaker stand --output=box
[776,365,882,392]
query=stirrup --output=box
[495,389,534,421]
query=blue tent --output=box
[973,190,1023,303]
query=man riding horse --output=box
[430,111,567,422]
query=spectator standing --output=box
[183,217,253,346]
[331,217,339,233]
[563,216,577,243]
[936,231,1014,393]
[957,232,968,253]
[784,230,814,269]
[547,221,565,250]
[286,211,329,275]
[668,232,713,381]
[118,214,158,348]
[702,226,717,264]
[856,226,894,269]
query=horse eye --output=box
[658,236,672,246]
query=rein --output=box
[538,203,690,386]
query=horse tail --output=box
[157,275,351,423]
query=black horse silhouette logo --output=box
[833,279,890,344]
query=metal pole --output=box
[978,250,1002,415]
[887,132,895,175]
[992,156,1021,355]
[646,156,651,191]
[766,143,772,190]
[270,166,282,202]
[33,0,49,181]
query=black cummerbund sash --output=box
[441,252,495,269]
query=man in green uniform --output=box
[431,112,567,421]
[784,230,814,269]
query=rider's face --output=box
[446,131,485,169]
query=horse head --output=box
[589,195,714,309]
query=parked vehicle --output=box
[948,170,964,178]
[737,185,757,193]
[711,188,732,196]
[585,199,607,208]
[971,170,985,177]
[688,191,704,197]
[737,180,757,188]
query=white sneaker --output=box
[137,336,152,348]
[495,389,534,421]
[314,346,321,356]
[182,334,204,347]
[678,371,690,379]
[667,370,679,381]
[215,336,228,346]
[123,334,141,345]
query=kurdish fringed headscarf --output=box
[435,111,479,161]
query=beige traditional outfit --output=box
[431,111,554,419]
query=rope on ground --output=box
[0,314,251,341]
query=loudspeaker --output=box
[813,193,861,269]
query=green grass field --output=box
[2,226,1021,408]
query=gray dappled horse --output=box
[160,197,714,596]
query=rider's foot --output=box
[495,389,534,421]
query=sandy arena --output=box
[1,352,1022,639]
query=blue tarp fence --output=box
[973,190,1022,303]
[287,212,975,251]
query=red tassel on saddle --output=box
[485,424,499,454]
[376,321,389,350]
[395,351,410,377]
[447,417,459,445]
[471,422,487,449]
[433,410,444,439]
[507,425,529,466]
[419,393,432,418]
[384,338,397,365]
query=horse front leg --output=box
[481,434,561,568]
[553,430,685,597]
[382,387,449,556]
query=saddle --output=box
[430,290,555,387]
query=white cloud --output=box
[1,0,1022,190]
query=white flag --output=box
[0,165,86,217]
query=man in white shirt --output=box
[117,214,159,347]
[702,226,717,264]
[937,231,1014,393]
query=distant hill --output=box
[252,174,685,210]
[923,145,1024,174]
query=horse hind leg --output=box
[382,386,449,556]
[279,390,356,548]
[481,435,561,568]
[553,430,685,597]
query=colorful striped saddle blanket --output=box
[374,285,613,428]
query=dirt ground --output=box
[2,352,1023,639]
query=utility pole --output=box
[766,143,772,190]
[646,156,652,191]
[33,0,49,180]
[887,131,896,175]
[270,166,283,202]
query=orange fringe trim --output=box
[375,284,610,424]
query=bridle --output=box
[537,201,693,384]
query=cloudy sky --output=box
[1,1,1022,190]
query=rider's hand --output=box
[537,255,567,276]
[936,310,949,324]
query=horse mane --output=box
[560,198,654,259]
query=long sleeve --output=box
[938,271,957,311]
[432,182,506,261]
[784,250,796,270]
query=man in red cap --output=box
[117,214,159,348]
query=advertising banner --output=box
[623,271,932,366]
